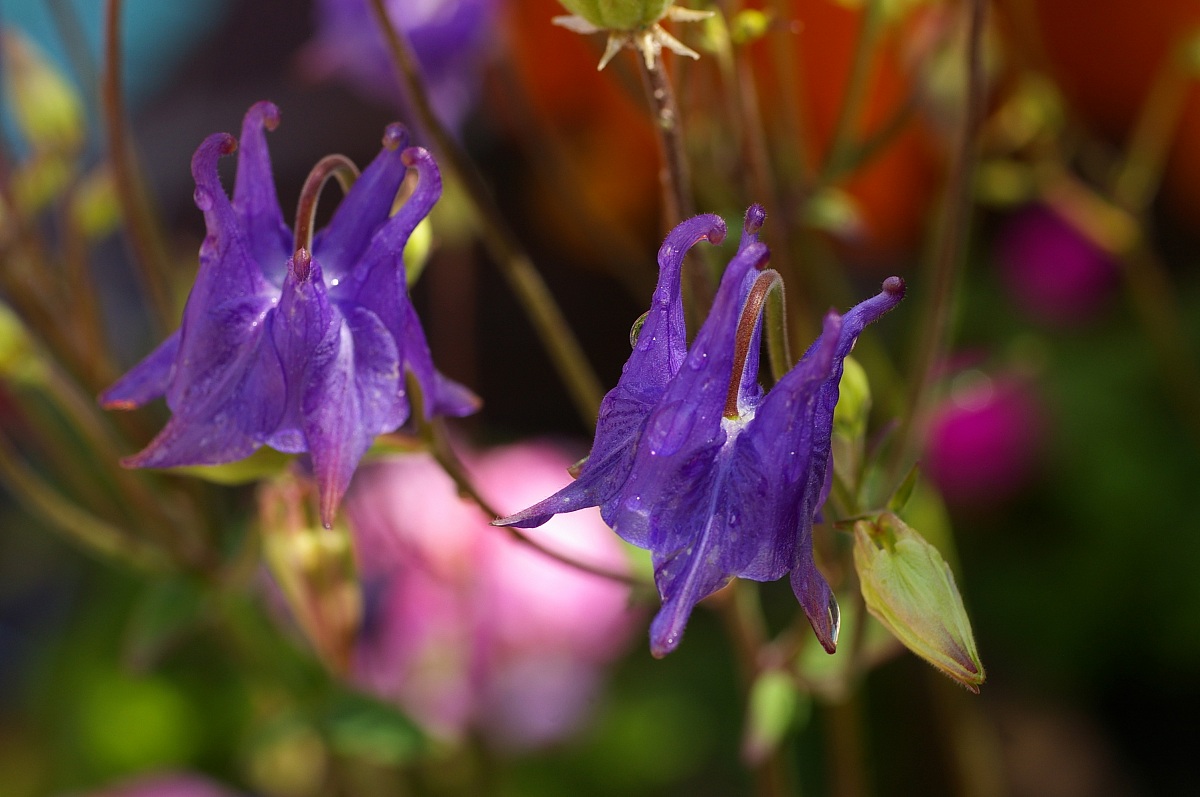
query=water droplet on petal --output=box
[629,310,650,348]
[193,187,212,211]
[828,593,841,647]
[645,400,696,458]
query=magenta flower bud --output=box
[996,205,1119,327]
[86,773,241,797]
[925,370,1045,507]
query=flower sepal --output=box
[553,2,714,69]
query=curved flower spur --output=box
[101,102,479,525]
[496,207,904,657]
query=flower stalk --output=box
[365,0,605,425]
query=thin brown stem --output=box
[366,0,604,426]
[102,0,175,333]
[890,0,987,478]
[717,581,797,797]
[418,415,646,587]
[638,56,695,233]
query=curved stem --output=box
[890,0,987,478]
[102,0,175,332]
[727,270,783,418]
[293,154,359,255]
[365,0,604,426]
[417,414,647,587]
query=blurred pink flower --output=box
[83,774,239,797]
[925,371,1045,507]
[996,205,1118,327]
[344,441,640,749]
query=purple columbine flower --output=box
[101,102,478,524]
[497,207,904,657]
[304,0,497,130]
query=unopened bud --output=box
[557,0,673,30]
[259,474,362,675]
[853,512,985,692]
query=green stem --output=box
[890,0,987,479]
[718,581,797,797]
[102,0,175,333]
[824,695,871,797]
[41,362,209,565]
[365,0,604,426]
[1111,46,1190,213]
[820,0,885,182]
[0,427,169,571]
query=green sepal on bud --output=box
[553,2,714,69]
[831,355,870,495]
[852,512,985,692]
[557,0,673,30]
[259,473,362,675]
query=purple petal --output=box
[608,242,768,547]
[123,298,284,467]
[734,313,840,582]
[313,123,410,280]
[612,243,770,655]
[232,101,291,285]
[494,214,727,530]
[98,330,180,409]
[301,318,377,527]
[335,146,441,305]
[737,203,766,253]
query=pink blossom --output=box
[344,441,640,749]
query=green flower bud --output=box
[259,474,362,674]
[1,30,85,156]
[853,512,985,692]
[557,0,673,30]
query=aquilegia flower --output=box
[497,207,904,656]
[101,102,478,524]
[304,0,497,130]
